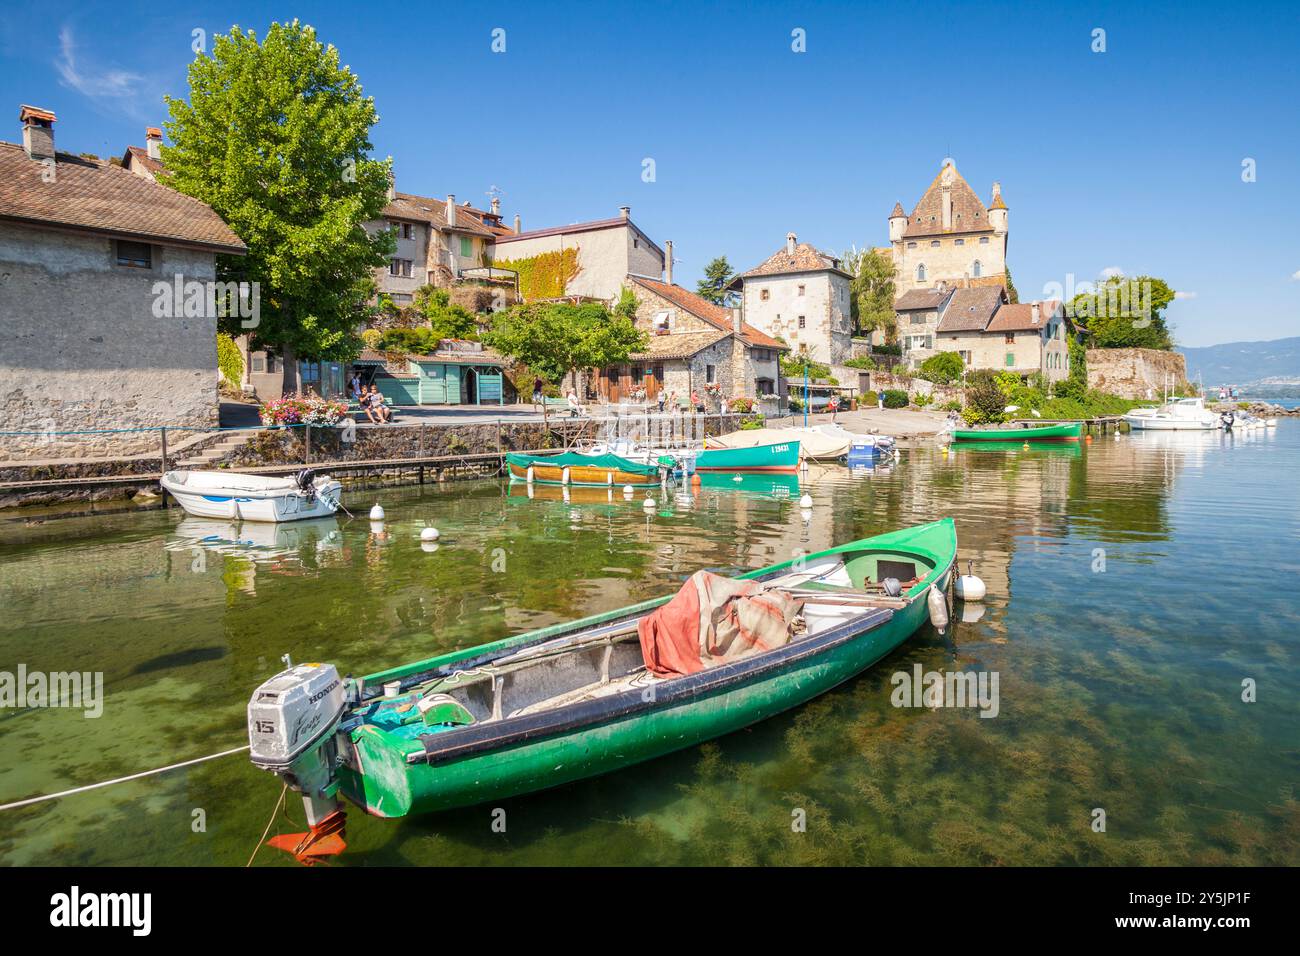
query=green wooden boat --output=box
[952,421,1083,442]
[695,439,801,472]
[247,518,958,862]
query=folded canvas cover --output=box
[638,571,803,677]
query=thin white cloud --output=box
[54,24,145,107]
[1291,270,1300,281]
[1174,291,1197,300]
[1100,266,1125,279]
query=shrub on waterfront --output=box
[963,370,1007,424]
[259,395,350,427]
[914,391,934,407]
[882,389,909,409]
[740,415,766,430]
[917,351,963,385]
[863,390,879,406]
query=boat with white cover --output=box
[704,424,895,460]
[1123,397,1221,431]
[160,469,343,522]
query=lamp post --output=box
[803,361,809,428]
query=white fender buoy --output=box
[643,495,656,510]
[927,585,949,635]
[800,493,814,509]
[955,560,986,601]
[370,520,386,535]
[733,474,743,482]
[622,485,634,496]
[369,503,385,520]
[421,526,440,542]
[607,472,614,485]
[561,466,571,486]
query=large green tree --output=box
[1069,274,1176,350]
[695,256,737,305]
[845,247,897,342]
[483,302,648,385]
[163,20,393,380]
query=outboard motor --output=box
[1220,411,1235,430]
[295,468,318,500]
[248,662,350,863]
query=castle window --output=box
[797,284,805,296]
[916,264,926,281]
[930,240,940,248]
[760,288,770,301]
[980,237,989,245]
[798,316,806,328]
[973,261,982,278]
[955,239,965,246]
[907,242,917,249]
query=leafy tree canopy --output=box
[163,20,393,361]
[1069,274,1176,350]
[483,303,647,384]
[696,256,737,306]
[918,350,964,385]
[1004,267,1019,304]
[844,247,897,342]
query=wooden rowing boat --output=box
[952,422,1082,442]
[247,518,958,861]
[505,451,666,486]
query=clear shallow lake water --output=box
[1,424,1297,866]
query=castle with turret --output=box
[884,159,1008,295]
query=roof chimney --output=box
[145,126,162,161]
[20,105,55,162]
[786,232,796,256]
[385,171,395,202]
[731,307,743,334]
[665,240,673,285]
[513,214,521,235]
[446,195,457,227]
[619,205,630,221]
[490,196,500,216]
[1031,302,1041,324]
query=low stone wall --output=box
[1087,348,1189,400]
[862,370,963,406]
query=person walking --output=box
[532,376,544,412]
[828,393,841,423]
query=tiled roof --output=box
[889,202,905,218]
[382,191,496,238]
[630,329,731,360]
[734,242,850,282]
[494,215,664,257]
[122,145,166,178]
[0,141,245,253]
[895,287,954,311]
[903,162,993,238]
[985,300,1061,333]
[628,275,788,351]
[935,286,1006,333]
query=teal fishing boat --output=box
[247,518,958,862]
[695,439,801,473]
[952,422,1083,442]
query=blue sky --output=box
[2,0,1297,347]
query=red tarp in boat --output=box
[638,571,804,678]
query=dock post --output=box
[305,424,312,465]
[159,426,168,473]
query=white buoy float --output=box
[420,541,439,554]
[927,585,949,635]
[369,503,385,520]
[420,526,440,542]
[622,485,634,497]
[954,560,986,601]
[733,474,743,482]
[643,495,656,510]
[799,493,813,509]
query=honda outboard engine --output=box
[295,468,318,499]
[248,663,349,860]
[1220,410,1235,430]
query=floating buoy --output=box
[369,520,386,536]
[420,541,439,554]
[1022,441,1030,450]
[927,585,949,635]
[420,526,440,542]
[690,474,701,487]
[955,560,986,601]
[1084,434,1093,443]
[733,475,743,482]
[623,485,634,496]
[369,503,385,520]
[799,493,813,509]
[643,495,656,510]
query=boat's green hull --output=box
[952,422,1082,442]
[339,520,957,818]
[695,439,801,472]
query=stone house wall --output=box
[891,231,1005,294]
[0,223,220,461]
[741,272,852,365]
[492,222,663,302]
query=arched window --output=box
[972,260,982,278]
[916,263,926,281]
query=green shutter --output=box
[460,237,472,257]
[1005,352,1015,367]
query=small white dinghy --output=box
[160,469,343,522]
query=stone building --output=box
[895,285,956,366]
[0,105,246,461]
[932,289,1070,383]
[121,127,166,182]
[586,275,786,410]
[887,159,1008,295]
[490,206,665,302]
[729,234,854,365]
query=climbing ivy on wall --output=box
[493,248,581,300]
[217,332,244,387]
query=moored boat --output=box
[505,451,670,486]
[952,422,1083,442]
[1123,397,1220,431]
[696,439,801,472]
[247,518,958,862]
[160,469,342,522]
[705,425,894,461]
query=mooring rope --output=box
[0,744,250,812]
[246,782,289,868]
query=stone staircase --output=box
[174,431,255,469]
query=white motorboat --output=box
[1123,397,1221,431]
[165,516,343,561]
[160,469,343,522]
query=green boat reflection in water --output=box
[951,440,1083,457]
[246,518,957,862]
[952,422,1083,442]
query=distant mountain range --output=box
[1177,336,1300,387]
